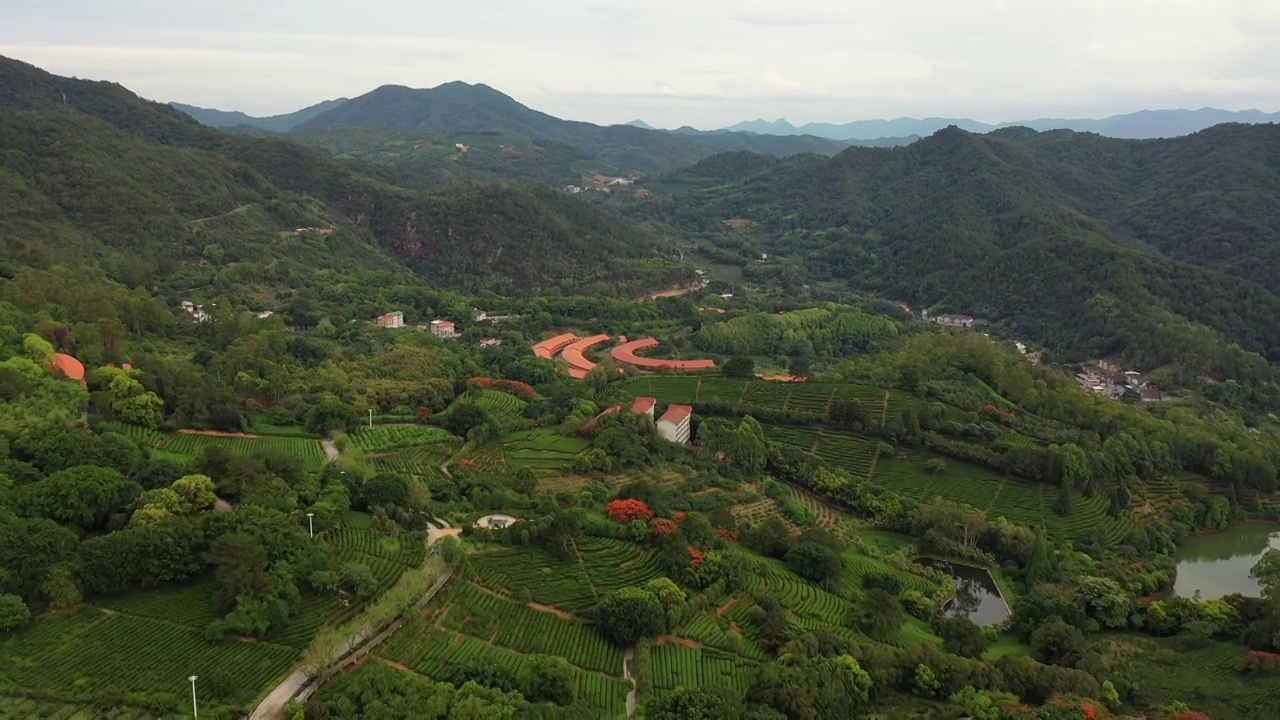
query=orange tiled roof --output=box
[50,352,85,383]
[610,338,715,371]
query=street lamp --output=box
[188,675,198,718]
[306,512,315,538]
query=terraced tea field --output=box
[0,608,297,710]
[101,422,327,471]
[369,441,458,481]
[501,428,590,477]
[621,376,897,427]
[348,425,455,454]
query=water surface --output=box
[1173,524,1280,600]
[919,558,1009,626]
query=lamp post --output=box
[188,675,198,718]
[306,512,315,538]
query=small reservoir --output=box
[918,559,1010,626]
[1173,524,1280,600]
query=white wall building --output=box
[656,404,692,445]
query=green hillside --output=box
[616,125,1280,398]
[0,56,691,300]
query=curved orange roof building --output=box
[531,332,579,359]
[49,352,86,384]
[561,334,611,379]
[610,338,715,371]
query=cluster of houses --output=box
[371,307,518,348]
[1074,361,1163,402]
[592,396,692,445]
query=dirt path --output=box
[642,282,702,300]
[179,428,261,438]
[188,203,251,224]
[569,537,599,599]
[653,635,701,649]
[321,438,339,460]
[714,598,738,617]
[527,602,574,621]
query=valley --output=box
[1,53,1279,720]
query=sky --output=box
[3,0,1279,129]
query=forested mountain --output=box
[293,82,857,172]
[0,56,691,300]
[617,124,1280,397]
[723,108,1280,141]
[168,98,348,132]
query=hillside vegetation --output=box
[0,56,690,300]
[617,125,1280,405]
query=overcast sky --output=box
[4,0,1278,128]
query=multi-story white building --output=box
[656,404,692,445]
[429,320,457,339]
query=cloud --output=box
[2,0,1277,128]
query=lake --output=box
[919,558,1010,626]
[1173,523,1280,600]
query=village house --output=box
[932,314,976,328]
[656,404,693,445]
[374,311,404,329]
[429,320,457,339]
[471,307,518,326]
[631,396,656,420]
[564,185,582,194]
[180,301,212,323]
[478,337,502,349]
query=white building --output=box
[429,320,457,339]
[374,311,405,328]
[180,301,212,323]
[656,404,692,445]
[631,396,656,420]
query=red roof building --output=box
[49,352,86,385]
[657,404,692,444]
[631,396,656,417]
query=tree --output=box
[787,356,811,380]
[18,465,140,532]
[722,356,756,379]
[594,587,665,645]
[605,499,655,524]
[0,593,31,633]
[206,532,271,611]
[848,588,904,641]
[522,655,574,705]
[647,686,743,719]
[936,615,989,658]
[1030,620,1086,666]
[785,542,843,588]
[926,457,947,475]
[171,474,218,511]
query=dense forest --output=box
[0,56,692,300]
[604,124,1280,408]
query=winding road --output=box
[248,512,458,719]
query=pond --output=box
[1173,523,1280,600]
[918,558,1010,626]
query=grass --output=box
[983,633,1032,661]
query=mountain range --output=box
[613,123,1280,388]
[169,84,867,172]
[714,108,1280,141]
[4,53,1280,399]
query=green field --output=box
[0,517,429,713]
[101,422,327,471]
[0,608,297,709]
[369,441,459,481]
[650,644,757,699]
[348,425,455,454]
[500,428,591,478]
[469,537,664,614]
[1097,636,1280,718]
[621,376,897,426]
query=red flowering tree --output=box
[606,499,654,523]
[673,511,687,523]
[687,546,705,566]
[1239,650,1280,674]
[652,518,677,536]
[417,406,432,424]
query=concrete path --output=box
[623,646,637,718]
[249,528,455,719]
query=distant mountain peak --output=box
[626,119,655,130]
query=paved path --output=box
[249,529,454,719]
[320,438,339,461]
[623,646,637,718]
